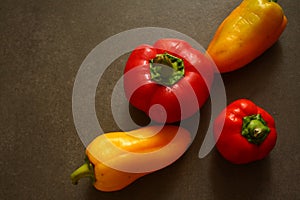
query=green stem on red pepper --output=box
[150,52,185,86]
[242,114,270,145]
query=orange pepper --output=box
[207,0,287,73]
[70,126,191,192]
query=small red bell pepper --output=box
[214,99,277,164]
[123,38,214,123]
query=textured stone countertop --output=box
[1,0,299,199]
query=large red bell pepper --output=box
[214,99,277,164]
[123,38,214,123]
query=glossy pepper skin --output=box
[123,38,214,123]
[214,99,277,164]
[71,126,191,192]
[207,0,287,73]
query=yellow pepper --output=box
[207,0,287,73]
[70,126,191,192]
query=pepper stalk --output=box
[70,157,95,185]
[150,52,185,86]
[241,114,270,145]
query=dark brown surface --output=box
[1,0,299,199]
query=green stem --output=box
[269,0,278,2]
[241,114,270,145]
[70,157,95,185]
[150,52,185,86]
